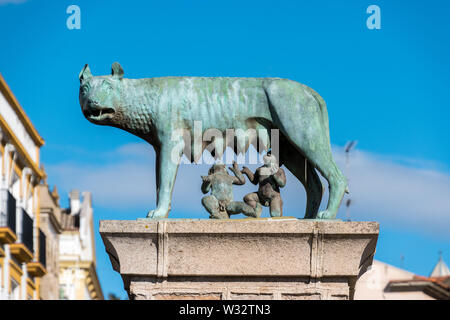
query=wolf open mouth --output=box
[83,106,115,121]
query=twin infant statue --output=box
[201,153,286,219]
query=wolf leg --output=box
[283,140,345,219]
[287,135,346,219]
[265,81,346,219]
[279,140,323,219]
[314,157,347,219]
[147,138,184,219]
[304,164,324,218]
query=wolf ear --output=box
[111,62,124,79]
[79,64,92,83]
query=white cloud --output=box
[48,160,156,210]
[46,143,450,240]
[332,149,450,238]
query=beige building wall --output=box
[0,73,46,300]
[355,260,434,300]
[58,190,103,300]
[0,73,103,300]
[37,184,62,300]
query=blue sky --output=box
[1,0,449,299]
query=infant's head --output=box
[209,164,227,175]
[262,153,279,175]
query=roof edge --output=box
[0,73,45,147]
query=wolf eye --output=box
[80,85,89,95]
[103,81,113,91]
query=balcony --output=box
[20,208,34,254]
[0,189,17,244]
[10,208,34,263]
[28,229,47,277]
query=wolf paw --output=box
[146,208,168,219]
[316,210,336,219]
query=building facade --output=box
[355,258,450,300]
[38,185,103,300]
[58,190,103,300]
[0,74,46,300]
[37,183,63,300]
[0,74,103,300]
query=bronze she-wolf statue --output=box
[78,62,348,220]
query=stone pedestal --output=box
[100,217,379,300]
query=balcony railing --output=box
[2,190,45,268]
[0,189,16,232]
[39,228,46,268]
[21,208,34,254]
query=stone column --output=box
[100,218,379,300]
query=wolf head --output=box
[79,62,125,127]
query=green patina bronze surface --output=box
[201,162,259,219]
[78,62,347,219]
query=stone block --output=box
[100,217,379,300]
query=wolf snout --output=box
[83,102,115,120]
